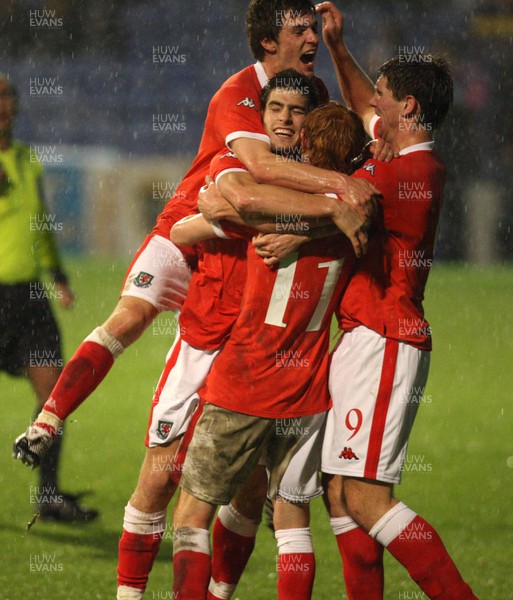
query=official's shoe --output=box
[38,492,99,523]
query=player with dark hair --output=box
[246,0,316,63]
[0,75,97,522]
[315,3,478,599]
[169,100,368,600]
[114,69,337,600]
[195,5,477,595]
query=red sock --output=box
[277,553,316,600]
[335,527,384,599]
[43,340,116,419]
[173,550,211,600]
[208,515,256,599]
[117,530,162,590]
[386,516,477,600]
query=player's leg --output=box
[268,412,326,600]
[41,295,154,418]
[343,477,478,600]
[117,442,180,600]
[14,235,191,467]
[322,472,384,600]
[324,327,477,599]
[174,405,276,600]
[48,232,191,418]
[172,491,217,600]
[118,340,218,599]
[321,327,404,598]
[209,465,267,600]
[26,362,100,522]
[274,498,315,600]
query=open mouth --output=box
[300,50,316,65]
[274,128,295,138]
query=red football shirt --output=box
[177,147,260,350]
[152,62,329,247]
[338,118,445,350]
[178,235,247,350]
[199,154,355,417]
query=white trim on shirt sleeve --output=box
[214,168,248,186]
[210,221,230,239]
[226,131,271,148]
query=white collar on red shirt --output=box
[255,62,269,89]
[369,114,435,156]
[400,141,434,156]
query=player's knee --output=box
[103,298,158,346]
[343,480,367,522]
[322,473,344,515]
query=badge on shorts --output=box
[133,271,154,288]
[156,420,173,440]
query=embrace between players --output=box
[13,1,478,599]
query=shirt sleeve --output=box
[214,83,270,148]
[213,219,255,241]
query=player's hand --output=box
[253,233,308,266]
[338,175,380,222]
[331,201,371,258]
[368,138,399,163]
[56,283,75,309]
[198,179,238,222]
[12,425,55,468]
[315,2,344,48]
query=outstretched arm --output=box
[316,2,376,136]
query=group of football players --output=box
[13,1,478,599]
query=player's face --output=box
[274,12,319,77]
[370,75,403,140]
[0,79,17,134]
[262,89,309,151]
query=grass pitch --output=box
[0,258,511,599]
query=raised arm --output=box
[316,2,376,135]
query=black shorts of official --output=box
[0,282,62,377]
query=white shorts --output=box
[146,335,220,448]
[322,326,430,484]
[260,413,325,502]
[121,234,192,312]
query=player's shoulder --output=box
[210,148,246,181]
[401,146,446,177]
[213,64,260,108]
[219,64,258,92]
[354,159,388,182]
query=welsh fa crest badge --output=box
[156,420,173,440]
[134,271,154,288]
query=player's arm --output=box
[316,2,376,136]
[170,214,218,245]
[231,137,378,219]
[205,174,370,257]
[252,224,342,266]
